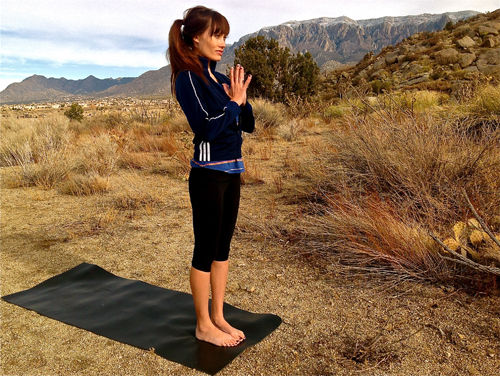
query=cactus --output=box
[467,218,480,230]
[469,229,485,246]
[452,221,468,241]
[428,189,500,276]
[443,237,461,252]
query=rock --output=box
[358,69,368,79]
[478,25,499,36]
[435,48,459,64]
[484,21,500,31]
[373,58,386,70]
[456,36,476,49]
[458,52,476,68]
[482,36,496,48]
[463,65,479,73]
[406,62,424,74]
[399,45,411,54]
[402,73,429,85]
[385,52,398,64]
[476,48,500,78]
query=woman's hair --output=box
[167,5,230,96]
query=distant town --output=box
[0,97,175,118]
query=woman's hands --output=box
[222,64,252,106]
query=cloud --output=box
[1,33,167,68]
[1,0,498,91]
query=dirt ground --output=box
[1,125,500,376]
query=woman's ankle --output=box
[196,319,216,331]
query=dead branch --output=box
[428,230,500,276]
[462,187,500,249]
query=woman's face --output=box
[193,27,226,62]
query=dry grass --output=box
[1,93,500,375]
[280,92,500,288]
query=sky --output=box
[1,0,498,91]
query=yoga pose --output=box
[167,6,254,347]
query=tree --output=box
[64,103,84,122]
[233,36,319,103]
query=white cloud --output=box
[1,0,498,91]
[2,35,167,68]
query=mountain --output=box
[218,10,479,69]
[0,75,135,104]
[0,10,482,104]
[322,8,500,94]
[95,65,171,98]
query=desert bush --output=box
[323,104,349,120]
[251,97,287,129]
[289,97,500,287]
[0,115,72,167]
[277,118,306,141]
[168,112,191,133]
[389,90,443,112]
[471,84,500,115]
[64,103,84,122]
[370,79,392,94]
[72,133,119,176]
[59,172,111,195]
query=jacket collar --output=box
[198,55,217,73]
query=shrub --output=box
[251,97,286,129]
[323,105,349,119]
[371,79,392,94]
[471,85,500,115]
[64,103,84,122]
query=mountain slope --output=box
[0,10,482,104]
[322,9,500,94]
[0,75,135,104]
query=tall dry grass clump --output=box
[1,113,120,193]
[292,96,500,289]
[470,84,500,115]
[0,114,71,167]
[251,97,287,139]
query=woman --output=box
[167,6,254,347]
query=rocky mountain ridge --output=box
[0,10,483,104]
[323,9,500,95]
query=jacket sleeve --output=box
[175,70,241,142]
[239,101,255,133]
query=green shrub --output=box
[323,105,349,119]
[371,80,392,94]
[64,103,84,122]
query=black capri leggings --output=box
[188,167,241,272]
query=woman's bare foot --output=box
[195,322,241,346]
[211,316,246,342]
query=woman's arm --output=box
[175,71,242,142]
[217,72,255,134]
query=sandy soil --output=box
[1,126,500,376]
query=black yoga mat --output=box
[1,262,282,375]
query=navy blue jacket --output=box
[174,55,255,162]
